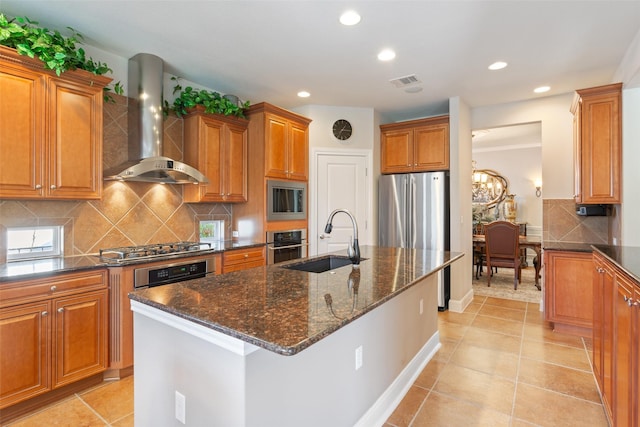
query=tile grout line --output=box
[509,301,530,424]
[76,393,112,426]
[407,296,486,427]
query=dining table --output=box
[473,234,542,290]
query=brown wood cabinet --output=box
[222,246,266,273]
[248,102,311,181]
[0,270,108,410]
[380,115,449,174]
[0,46,110,200]
[571,83,622,204]
[183,107,249,203]
[544,250,593,336]
[232,103,311,240]
[593,251,640,427]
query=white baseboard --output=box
[354,332,441,427]
[448,288,474,313]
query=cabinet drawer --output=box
[0,270,107,308]
[222,247,265,273]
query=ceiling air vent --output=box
[389,74,421,88]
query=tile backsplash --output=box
[0,94,232,257]
[542,199,609,244]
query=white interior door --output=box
[313,151,370,256]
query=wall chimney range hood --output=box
[104,53,208,184]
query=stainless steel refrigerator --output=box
[378,172,450,309]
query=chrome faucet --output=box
[324,208,361,265]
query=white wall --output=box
[471,94,575,200]
[293,105,378,251]
[621,87,640,246]
[448,97,473,312]
[473,146,542,232]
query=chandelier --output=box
[471,161,508,207]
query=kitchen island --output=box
[129,246,462,426]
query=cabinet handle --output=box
[50,285,57,292]
[35,184,42,189]
[41,311,48,317]
[50,185,57,190]
[57,307,64,313]
[596,267,605,273]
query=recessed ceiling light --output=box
[297,91,310,98]
[488,61,508,70]
[405,87,423,93]
[339,10,361,26]
[534,86,550,93]
[378,49,396,61]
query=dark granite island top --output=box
[129,245,463,426]
[129,245,462,356]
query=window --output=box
[7,226,63,261]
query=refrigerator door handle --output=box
[407,176,413,247]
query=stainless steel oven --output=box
[266,229,307,264]
[133,256,217,289]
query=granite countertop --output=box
[129,246,463,356]
[542,241,595,252]
[0,240,264,282]
[592,245,640,283]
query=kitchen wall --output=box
[0,94,232,257]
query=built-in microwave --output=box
[267,179,306,221]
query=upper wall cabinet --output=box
[247,103,311,182]
[0,46,111,200]
[571,83,622,204]
[183,108,249,203]
[380,115,449,174]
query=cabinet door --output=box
[381,129,413,173]
[544,251,593,332]
[580,90,621,203]
[222,247,265,273]
[614,274,635,427]
[225,122,248,202]
[197,117,225,202]
[573,100,583,203]
[0,64,45,198]
[47,77,103,199]
[0,302,51,409]
[53,290,108,388]
[414,124,449,171]
[288,122,308,181]
[593,254,615,421]
[265,114,288,179]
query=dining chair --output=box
[484,220,521,289]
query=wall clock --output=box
[332,119,353,141]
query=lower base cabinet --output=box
[593,251,640,427]
[222,246,266,273]
[544,250,594,336]
[0,270,108,410]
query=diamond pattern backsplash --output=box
[0,94,232,256]
[543,199,609,243]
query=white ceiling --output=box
[3,1,640,122]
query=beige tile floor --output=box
[385,296,608,427]
[5,296,606,427]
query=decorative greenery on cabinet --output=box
[0,13,122,100]
[167,77,250,118]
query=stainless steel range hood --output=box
[104,53,208,184]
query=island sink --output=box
[282,255,363,273]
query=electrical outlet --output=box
[232,230,239,238]
[420,298,424,315]
[175,391,186,424]
[355,345,363,370]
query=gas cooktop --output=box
[99,241,212,264]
